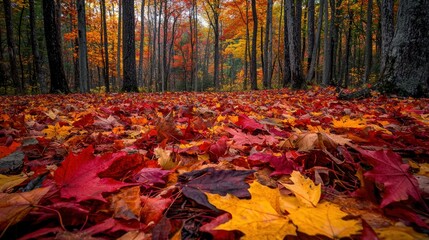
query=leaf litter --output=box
[0,87,428,239]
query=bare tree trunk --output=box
[115,0,121,90]
[138,0,145,88]
[263,0,273,89]
[100,0,110,92]
[378,0,429,97]
[379,0,393,74]
[306,0,324,83]
[322,0,332,86]
[43,0,70,93]
[77,0,89,93]
[363,0,373,83]
[343,5,353,88]
[250,0,258,90]
[30,0,45,93]
[283,0,291,87]
[2,0,22,94]
[18,5,25,91]
[285,0,304,89]
[307,0,314,71]
[122,0,138,92]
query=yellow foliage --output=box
[42,123,73,140]
[154,147,176,170]
[376,225,428,240]
[206,182,296,240]
[0,174,28,193]
[281,171,321,207]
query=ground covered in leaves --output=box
[1,87,429,239]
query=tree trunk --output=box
[306,0,324,83]
[2,0,22,94]
[363,0,373,83]
[250,0,258,90]
[322,0,332,86]
[43,0,70,93]
[379,0,394,75]
[138,0,145,88]
[307,0,315,71]
[263,0,273,89]
[115,0,121,90]
[283,0,291,87]
[101,0,110,92]
[285,0,304,89]
[77,0,89,93]
[122,0,138,92]
[29,0,45,93]
[378,0,429,97]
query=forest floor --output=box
[1,87,429,239]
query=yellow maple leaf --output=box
[42,123,72,140]
[376,225,428,240]
[288,202,362,239]
[281,171,321,207]
[0,174,28,193]
[206,181,296,239]
[332,116,367,129]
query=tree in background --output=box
[77,0,89,93]
[43,0,70,93]
[121,0,138,92]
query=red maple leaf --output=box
[54,146,130,202]
[235,114,265,132]
[358,149,421,207]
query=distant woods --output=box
[0,0,427,96]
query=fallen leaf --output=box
[110,186,142,221]
[287,202,362,238]
[154,147,176,170]
[206,181,296,239]
[54,146,130,202]
[0,174,28,192]
[0,141,21,158]
[375,225,428,240]
[281,171,321,207]
[358,149,421,207]
[0,187,50,231]
[42,123,72,140]
[178,168,254,210]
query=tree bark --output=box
[306,0,324,83]
[101,0,110,92]
[115,0,122,90]
[307,0,315,71]
[263,0,273,89]
[77,0,89,93]
[282,0,291,87]
[250,0,258,90]
[2,0,22,94]
[43,0,70,93]
[29,0,45,93]
[379,0,394,75]
[138,0,145,88]
[322,0,332,86]
[122,0,138,92]
[378,0,429,97]
[285,0,304,89]
[363,0,373,83]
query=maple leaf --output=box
[0,187,50,232]
[206,181,296,239]
[332,116,367,129]
[178,167,254,210]
[54,146,130,202]
[295,132,351,152]
[110,186,142,220]
[42,123,72,140]
[281,171,321,207]
[286,202,362,239]
[93,115,122,130]
[248,153,296,176]
[224,127,264,146]
[358,149,421,207]
[0,174,28,192]
[235,114,265,132]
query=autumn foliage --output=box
[1,88,429,239]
